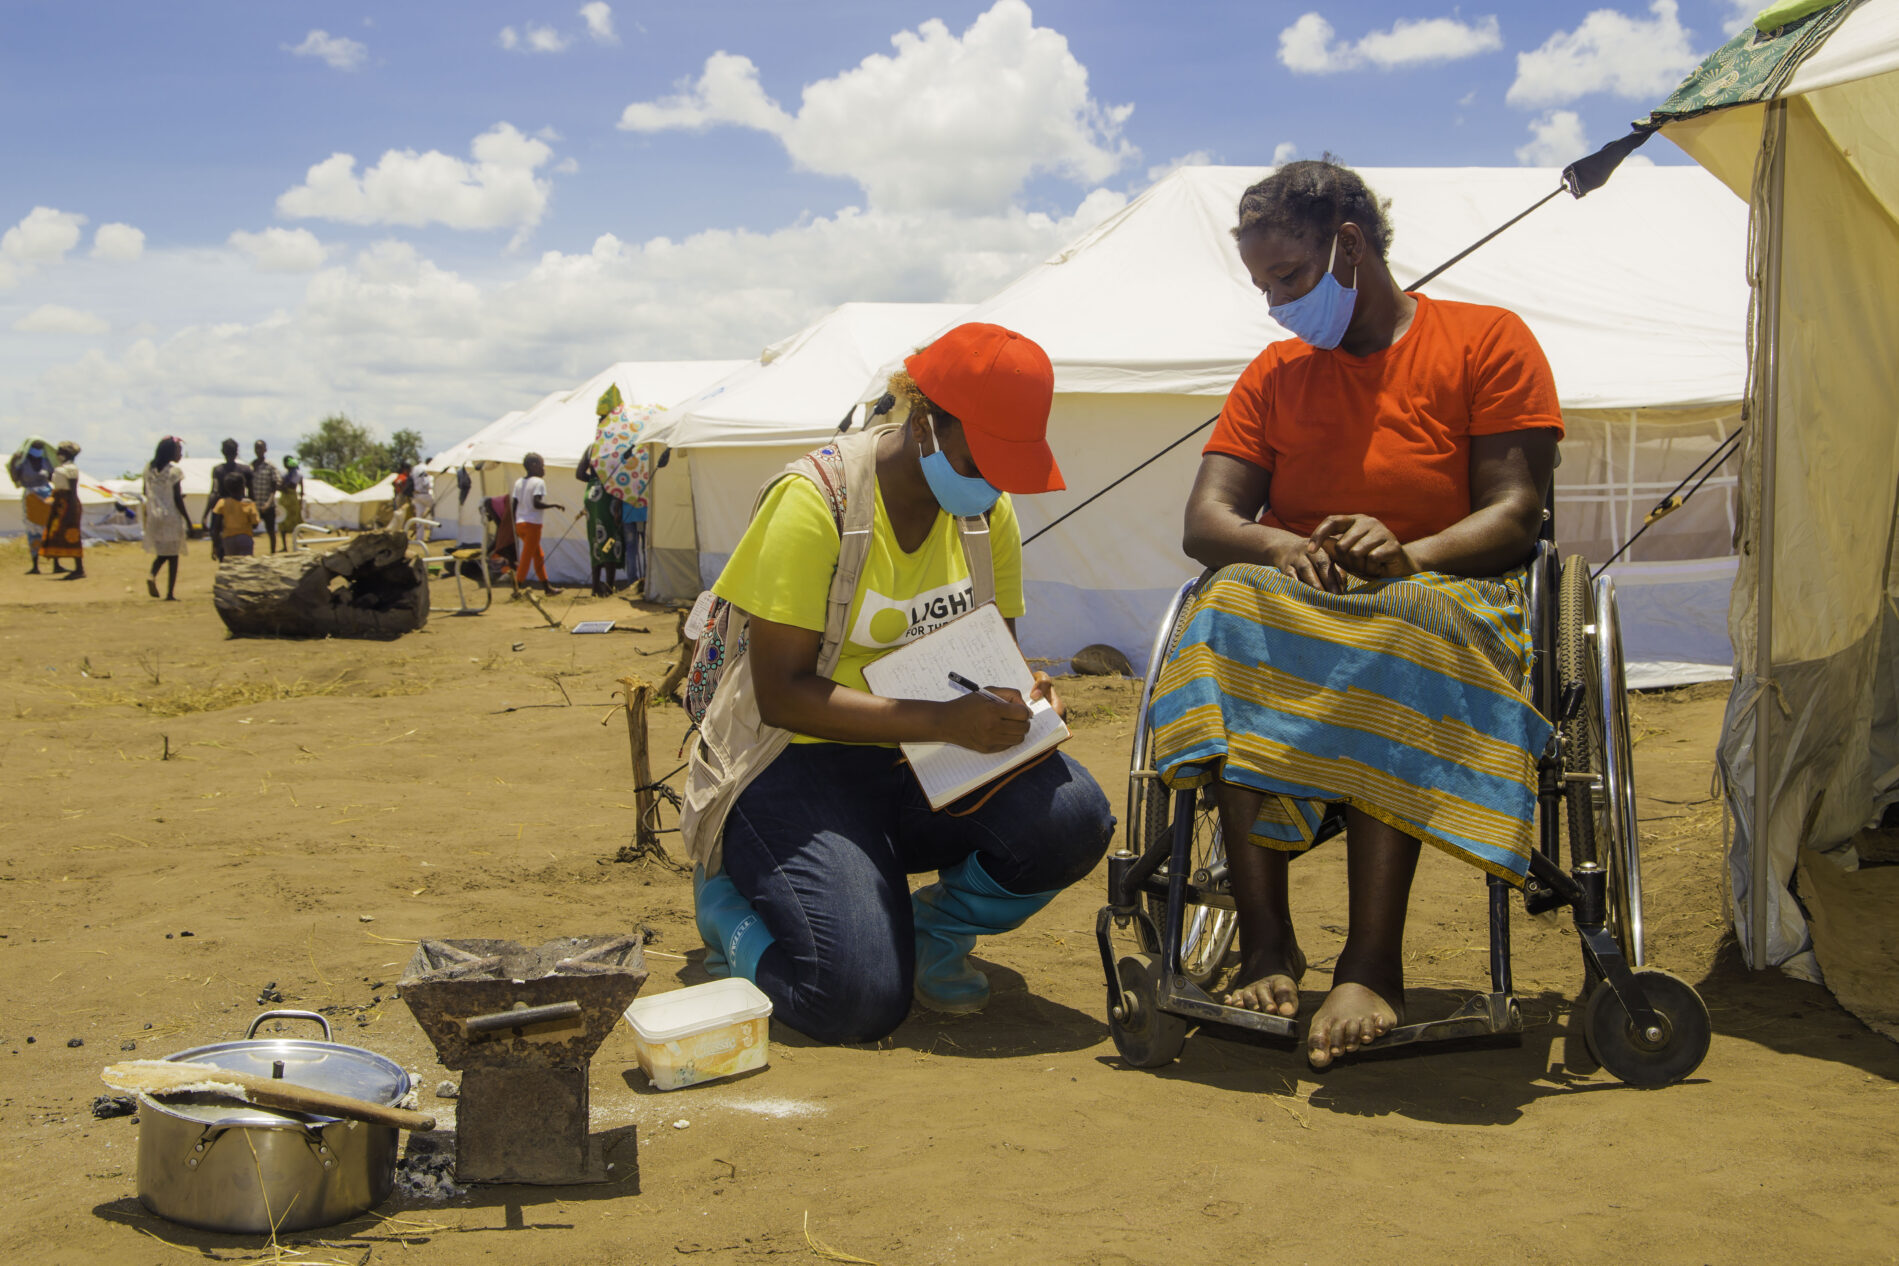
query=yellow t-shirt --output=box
[712,475,1026,742]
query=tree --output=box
[386,428,423,468]
[294,414,426,493]
[297,415,381,472]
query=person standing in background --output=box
[141,436,190,599]
[206,439,252,563]
[212,473,260,558]
[278,455,304,541]
[250,440,281,553]
[7,436,58,574]
[389,460,415,528]
[510,451,563,597]
[41,441,87,580]
[411,463,434,535]
[576,443,623,598]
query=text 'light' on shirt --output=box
[849,577,979,649]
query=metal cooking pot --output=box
[136,1010,413,1234]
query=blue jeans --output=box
[721,744,1114,1044]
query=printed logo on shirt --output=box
[851,579,976,649]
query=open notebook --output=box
[862,602,1071,810]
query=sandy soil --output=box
[2,539,1896,1266]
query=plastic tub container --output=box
[624,978,773,1090]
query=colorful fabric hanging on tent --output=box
[594,397,665,515]
[1641,0,1859,122]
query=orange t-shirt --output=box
[1205,294,1564,543]
[214,497,260,538]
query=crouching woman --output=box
[679,324,1114,1045]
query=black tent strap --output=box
[1406,186,1566,292]
[1592,426,1744,578]
[1020,414,1219,547]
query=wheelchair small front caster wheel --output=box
[1109,953,1187,1069]
[1583,968,1710,1088]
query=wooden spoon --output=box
[103,1060,436,1132]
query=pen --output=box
[947,671,1012,706]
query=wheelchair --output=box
[1096,541,1713,1088]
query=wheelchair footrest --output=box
[1368,992,1522,1051]
[1161,975,1298,1040]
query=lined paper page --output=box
[862,604,1071,809]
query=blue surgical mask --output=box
[918,415,1000,517]
[1269,232,1357,350]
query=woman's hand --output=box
[1265,535,1344,592]
[1030,670,1066,721]
[1308,514,1417,580]
[938,687,1032,753]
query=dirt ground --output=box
[2,539,1896,1266]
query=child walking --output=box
[212,473,260,559]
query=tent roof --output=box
[650,302,972,450]
[1787,0,1899,93]
[459,360,748,468]
[866,164,1749,411]
[425,407,533,474]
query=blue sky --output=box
[0,1,1755,470]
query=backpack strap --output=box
[817,428,883,676]
[953,512,995,609]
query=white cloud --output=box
[1279,12,1502,73]
[13,304,110,336]
[286,29,367,71]
[275,124,556,239]
[1507,1,1701,108]
[1516,109,1589,166]
[3,206,87,264]
[1272,141,1298,166]
[6,192,1129,470]
[228,227,329,272]
[1726,0,1761,29]
[92,222,145,262]
[580,2,618,45]
[499,23,569,53]
[618,0,1134,214]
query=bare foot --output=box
[1306,982,1402,1068]
[1223,941,1307,1018]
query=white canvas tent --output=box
[646,302,974,598]
[422,400,558,544]
[0,471,140,541]
[443,361,746,588]
[1641,0,1899,971]
[675,165,1750,682]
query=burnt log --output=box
[213,529,430,638]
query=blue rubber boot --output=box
[911,854,1060,1014]
[693,865,775,981]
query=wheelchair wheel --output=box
[1556,556,1644,965]
[1136,786,1238,985]
[1129,581,1237,985]
[1108,953,1188,1068]
[1582,968,1710,1087]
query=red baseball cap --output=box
[904,323,1064,494]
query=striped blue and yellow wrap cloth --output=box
[1149,563,1551,884]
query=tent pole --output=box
[1750,99,1789,971]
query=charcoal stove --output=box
[399,935,648,1184]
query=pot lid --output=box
[148,1038,411,1128]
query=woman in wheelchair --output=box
[1152,161,1562,1068]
